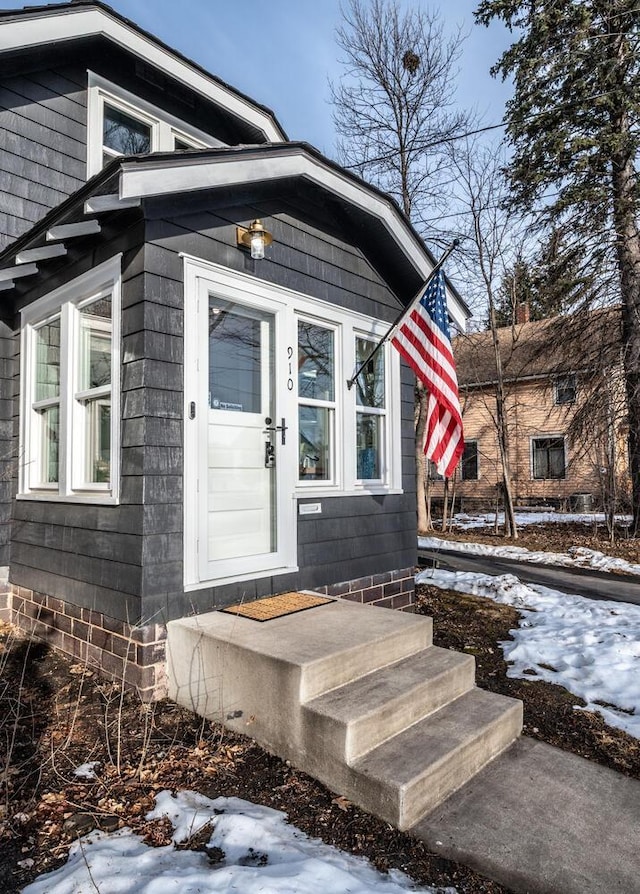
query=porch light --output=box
[236,219,273,260]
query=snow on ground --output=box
[417,567,640,739]
[448,511,632,530]
[22,789,456,894]
[419,536,640,577]
[71,761,100,780]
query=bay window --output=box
[20,258,121,502]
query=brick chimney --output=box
[515,301,530,324]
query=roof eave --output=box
[0,146,470,327]
[0,1,288,143]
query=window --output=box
[555,374,576,405]
[532,436,566,480]
[174,133,203,151]
[461,440,479,480]
[427,460,443,481]
[20,258,121,501]
[87,73,218,176]
[354,337,385,481]
[102,102,152,167]
[298,321,335,482]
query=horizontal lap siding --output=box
[8,201,418,625]
[436,380,614,507]
[120,253,184,620]
[0,67,86,250]
[9,221,147,624]
[142,202,416,620]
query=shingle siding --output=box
[0,66,87,249]
[137,198,416,620]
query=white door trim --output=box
[183,257,298,590]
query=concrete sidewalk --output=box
[413,736,640,894]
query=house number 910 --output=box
[287,346,294,390]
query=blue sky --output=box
[0,0,513,154]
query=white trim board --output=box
[123,150,468,329]
[0,6,285,143]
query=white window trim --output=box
[296,314,341,489]
[87,72,223,177]
[353,334,388,486]
[530,434,567,481]
[19,256,122,504]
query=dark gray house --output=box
[0,1,469,698]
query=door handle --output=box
[263,417,288,445]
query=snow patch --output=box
[417,567,640,739]
[22,789,456,894]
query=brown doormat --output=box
[220,592,333,622]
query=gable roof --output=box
[0,0,287,143]
[455,308,623,387]
[0,142,470,327]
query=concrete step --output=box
[168,598,523,834]
[167,600,433,756]
[350,687,523,830]
[303,646,476,764]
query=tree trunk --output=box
[610,104,640,536]
[487,302,518,539]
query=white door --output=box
[207,302,275,562]
[184,269,296,587]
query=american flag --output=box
[391,270,463,478]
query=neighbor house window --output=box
[87,73,216,176]
[532,436,566,479]
[354,337,386,481]
[461,440,479,480]
[298,320,335,482]
[20,258,121,501]
[427,460,443,481]
[555,374,576,405]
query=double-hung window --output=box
[461,440,479,480]
[532,436,566,480]
[20,258,121,501]
[555,374,576,405]
[297,320,336,482]
[294,313,400,492]
[354,337,386,482]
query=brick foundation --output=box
[7,585,167,702]
[316,567,416,611]
[3,568,416,702]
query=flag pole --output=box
[346,238,460,390]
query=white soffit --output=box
[0,7,285,144]
[119,151,469,328]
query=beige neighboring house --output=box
[433,306,631,513]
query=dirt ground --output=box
[1,518,638,894]
[425,518,639,566]
[0,622,510,894]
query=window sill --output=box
[184,563,300,592]
[295,487,404,499]
[16,492,119,506]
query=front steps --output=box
[167,599,522,831]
